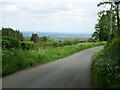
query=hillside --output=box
[22,32,91,41]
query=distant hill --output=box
[22,32,91,41]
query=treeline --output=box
[1,27,98,50]
[1,28,50,49]
[1,27,50,43]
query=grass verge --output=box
[91,38,120,88]
[2,42,105,76]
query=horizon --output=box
[21,31,92,34]
[22,31,92,40]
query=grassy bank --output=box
[91,38,120,88]
[2,42,105,76]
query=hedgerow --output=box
[2,42,105,76]
[91,37,120,88]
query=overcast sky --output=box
[0,0,103,34]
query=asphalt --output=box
[2,46,103,88]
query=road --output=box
[2,46,103,88]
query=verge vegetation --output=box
[91,1,120,88]
[91,38,120,88]
[1,28,106,76]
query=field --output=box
[2,42,105,76]
[22,32,91,41]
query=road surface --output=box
[2,46,103,88]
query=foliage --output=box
[38,40,91,47]
[92,2,117,42]
[91,1,120,88]
[91,37,120,88]
[2,36,20,49]
[86,38,98,42]
[23,37,31,41]
[20,41,34,50]
[1,27,23,41]
[30,33,39,43]
[39,36,50,42]
[2,42,105,76]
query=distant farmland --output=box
[22,32,91,41]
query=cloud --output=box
[1,0,102,33]
[1,0,102,3]
[49,7,89,22]
[2,0,96,21]
[2,5,17,12]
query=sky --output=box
[0,0,103,34]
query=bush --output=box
[20,41,34,50]
[1,27,24,41]
[63,40,74,45]
[87,38,97,42]
[30,33,39,43]
[91,37,120,88]
[39,36,50,42]
[2,36,20,49]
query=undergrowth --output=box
[91,38,120,88]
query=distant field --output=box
[22,32,91,41]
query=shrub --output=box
[63,40,74,45]
[91,37,120,88]
[39,36,50,42]
[2,36,20,49]
[20,41,34,50]
[87,38,97,42]
[1,27,24,41]
[30,33,39,43]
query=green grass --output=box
[0,47,2,77]
[91,38,120,88]
[2,42,105,76]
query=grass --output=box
[91,38,120,88]
[0,36,1,76]
[2,42,105,76]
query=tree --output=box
[92,1,117,42]
[93,12,110,41]
[39,36,50,42]
[2,36,20,49]
[1,27,23,41]
[30,33,39,43]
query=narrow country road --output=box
[2,46,103,88]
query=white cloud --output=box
[1,0,103,33]
[2,5,17,12]
[2,0,94,21]
[1,0,102,3]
